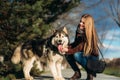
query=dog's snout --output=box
[58,40,62,43]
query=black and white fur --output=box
[11,27,69,80]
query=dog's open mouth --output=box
[57,44,63,52]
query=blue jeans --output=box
[65,52,98,72]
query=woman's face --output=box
[79,18,85,30]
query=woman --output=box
[59,14,100,80]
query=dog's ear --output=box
[63,27,68,34]
[52,29,57,34]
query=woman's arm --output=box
[62,42,84,55]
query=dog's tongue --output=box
[58,45,63,51]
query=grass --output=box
[81,66,120,77]
[103,67,120,77]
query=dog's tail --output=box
[11,44,22,64]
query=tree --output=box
[105,0,120,27]
[0,0,80,78]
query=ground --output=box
[17,68,120,80]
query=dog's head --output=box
[51,27,69,50]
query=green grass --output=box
[81,66,120,77]
[103,67,120,77]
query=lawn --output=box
[103,67,120,77]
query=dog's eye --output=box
[61,35,64,38]
[56,35,58,38]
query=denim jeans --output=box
[65,52,98,72]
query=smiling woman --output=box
[59,14,101,80]
[80,0,120,59]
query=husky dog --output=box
[11,27,69,80]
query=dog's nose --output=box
[58,40,62,43]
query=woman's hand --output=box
[58,45,68,53]
[61,47,68,52]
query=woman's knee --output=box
[74,52,82,59]
[73,52,83,62]
[74,52,87,68]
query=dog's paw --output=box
[25,76,33,80]
[59,77,65,80]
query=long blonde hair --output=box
[81,14,99,56]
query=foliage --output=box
[0,0,80,79]
[0,61,19,79]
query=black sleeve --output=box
[70,25,86,48]
[70,36,83,48]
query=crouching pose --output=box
[60,14,100,80]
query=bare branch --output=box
[105,0,120,27]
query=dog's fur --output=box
[11,27,69,80]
